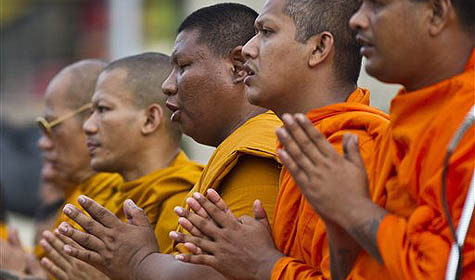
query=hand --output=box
[0,228,28,273]
[40,229,109,280]
[276,113,370,224]
[276,113,386,263]
[57,196,159,280]
[170,191,284,280]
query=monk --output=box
[55,3,281,280]
[168,0,388,279]
[271,0,474,279]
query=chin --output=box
[245,89,264,106]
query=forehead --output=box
[44,71,73,116]
[92,68,131,102]
[258,0,287,23]
[172,29,214,61]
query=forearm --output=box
[337,200,387,264]
[134,253,227,280]
[325,222,361,280]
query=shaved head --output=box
[47,59,106,119]
[103,52,179,141]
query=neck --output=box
[212,106,268,147]
[74,169,96,185]
[404,35,473,92]
[120,138,180,181]
[274,79,357,117]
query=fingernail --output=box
[177,217,186,225]
[192,192,201,200]
[127,199,135,207]
[64,245,72,254]
[43,231,53,240]
[169,231,178,238]
[175,255,184,261]
[59,222,68,233]
[78,195,86,204]
[174,206,183,215]
[185,197,193,205]
[63,206,72,215]
[39,239,48,248]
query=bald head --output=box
[47,59,107,116]
[102,53,179,141]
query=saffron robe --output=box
[271,88,390,279]
[174,111,282,253]
[347,50,475,280]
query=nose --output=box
[37,134,53,151]
[162,71,177,97]
[349,3,368,31]
[242,35,258,60]
[83,113,97,135]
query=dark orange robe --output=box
[347,50,475,280]
[272,88,390,279]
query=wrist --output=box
[131,250,158,280]
[257,247,284,280]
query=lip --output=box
[243,63,257,85]
[355,34,374,57]
[166,101,182,122]
[86,139,100,154]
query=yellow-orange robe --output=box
[271,88,390,279]
[35,172,122,258]
[173,111,282,253]
[347,50,475,280]
[102,151,203,254]
[0,223,7,240]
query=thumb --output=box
[343,134,364,168]
[123,199,150,227]
[253,200,270,230]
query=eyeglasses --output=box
[36,103,92,136]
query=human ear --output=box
[141,104,163,135]
[308,32,334,68]
[427,0,451,36]
[229,46,247,83]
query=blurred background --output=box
[0,0,400,247]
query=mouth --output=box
[243,64,256,85]
[355,34,374,56]
[86,139,100,154]
[166,101,182,122]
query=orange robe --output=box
[174,111,282,253]
[35,172,122,258]
[348,50,475,280]
[0,223,7,240]
[271,88,390,279]
[102,151,203,254]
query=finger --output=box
[40,257,68,280]
[277,148,310,187]
[207,189,235,218]
[42,231,72,262]
[63,244,102,268]
[54,229,82,249]
[77,195,121,228]
[39,239,70,271]
[174,207,219,239]
[123,199,152,227]
[193,192,238,229]
[63,204,107,236]
[7,228,23,248]
[183,242,204,255]
[343,134,365,168]
[57,222,104,252]
[169,231,216,253]
[26,254,48,278]
[175,253,217,267]
[276,127,314,176]
[295,113,338,158]
[177,216,206,238]
[253,200,271,231]
[185,197,209,219]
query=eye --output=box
[260,27,273,37]
[96,105,108,113]
[178,63,190,73]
